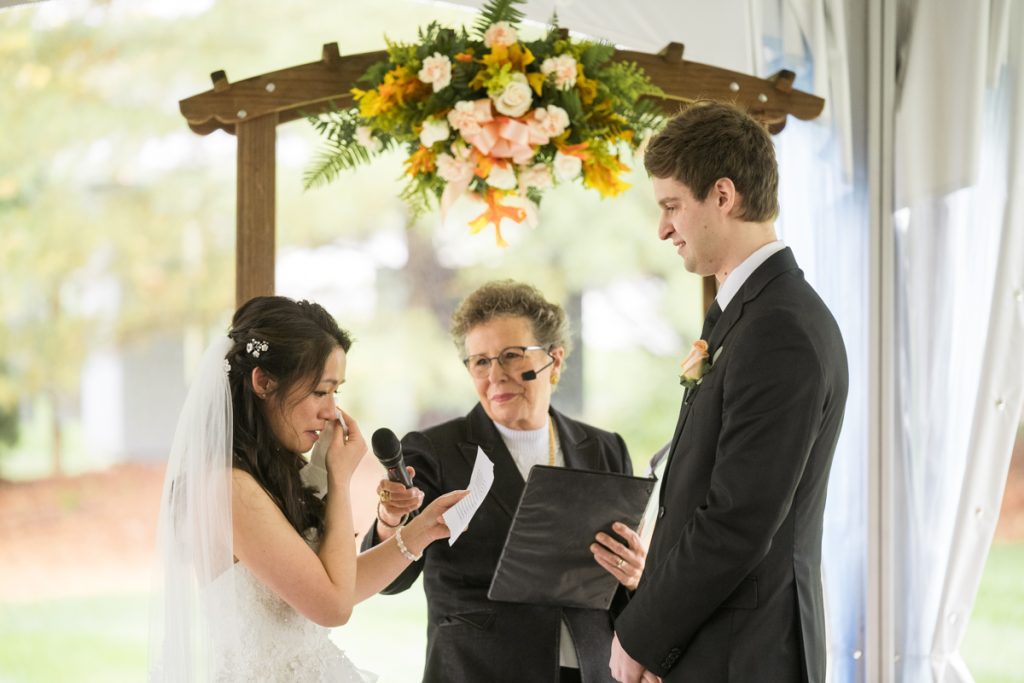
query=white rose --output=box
[553,151,582,181]
[487,163,517,190]
[483,21,518,48]
[436,153,475,184]
[519,162,553,190]
[355,126,382,153]
[418,52,452,92]
[419,118,451,148]
[541,54,578,90]
[531,105,570,138]
[492,73,533,118]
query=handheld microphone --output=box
[520,358,555,382]
[371,427,414,488]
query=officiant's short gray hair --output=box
[450,280,573,359]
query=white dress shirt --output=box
[714,240,787,313]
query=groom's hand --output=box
[609,633,659,683]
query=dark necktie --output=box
[700,300,722,341]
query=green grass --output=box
[1,546,1021,682]
[962,542,1024,683]
[0,593,149,683]
[0,585,429,683]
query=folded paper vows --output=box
[442,448,494,545]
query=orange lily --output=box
[468,188,527,247]
[404,146,436,176]
[583,152,631,197]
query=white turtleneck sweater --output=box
[493,418,578,669]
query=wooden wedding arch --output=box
[179,41,824,309]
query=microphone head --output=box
[371,427,402,468]
[520,370,537,381]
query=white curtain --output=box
[892,1,1024,681]
[756,2,868,682]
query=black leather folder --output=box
[487,465,655,610]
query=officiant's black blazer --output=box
[615,248,848,682]
[361,403,632,683]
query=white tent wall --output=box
[758,2,869,682]
[892,1,1024,681]
[441,2,1023,683]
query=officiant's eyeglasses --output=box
[463,346,551,379]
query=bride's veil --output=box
[148,336,238,681]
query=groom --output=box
[610,102,849,683]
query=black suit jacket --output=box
[362,404,633,683]
[615,248,849,682]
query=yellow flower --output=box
[404,145,436,176]
[354,65,429,118]
[470,43,536,91]
[582,148,631,197]
[576,65,598,104]
[483,43,535,72]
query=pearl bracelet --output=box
[394,525,422,562]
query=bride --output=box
[148,296,466,681]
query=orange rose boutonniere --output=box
[679,340,710,389]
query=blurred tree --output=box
[0,0,701,476]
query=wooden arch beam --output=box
[180,42,824,307]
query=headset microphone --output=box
[520,358,555,382]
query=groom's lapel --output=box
[707,247,799,355]
[664,248,801,472]
[458,404,523,520]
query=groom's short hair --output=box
[644,100,779,222]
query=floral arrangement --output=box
[306,0,664,246]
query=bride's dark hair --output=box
[225,296,352,536]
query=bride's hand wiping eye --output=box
[326,408,367,483]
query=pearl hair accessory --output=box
[246,338,269,358]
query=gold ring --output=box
[616,557,625,569]
[379,489,391,503]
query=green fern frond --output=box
[303,108,375,189]
[398,180,434,217]
[473,0,527,38]
[578,41,616,72]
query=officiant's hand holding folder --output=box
[485,465,655,610]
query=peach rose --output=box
[436,153,475,184]
[418,53,452,92]
[541,54,578,90]
[483,21,518,48]
[519,162,553,190]
[679,340,710,384]
[530,105,570,138]
[447,99,492,135]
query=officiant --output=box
[361,280,645,683]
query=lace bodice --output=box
[210,562,375,682]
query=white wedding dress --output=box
[209,559,376,682]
